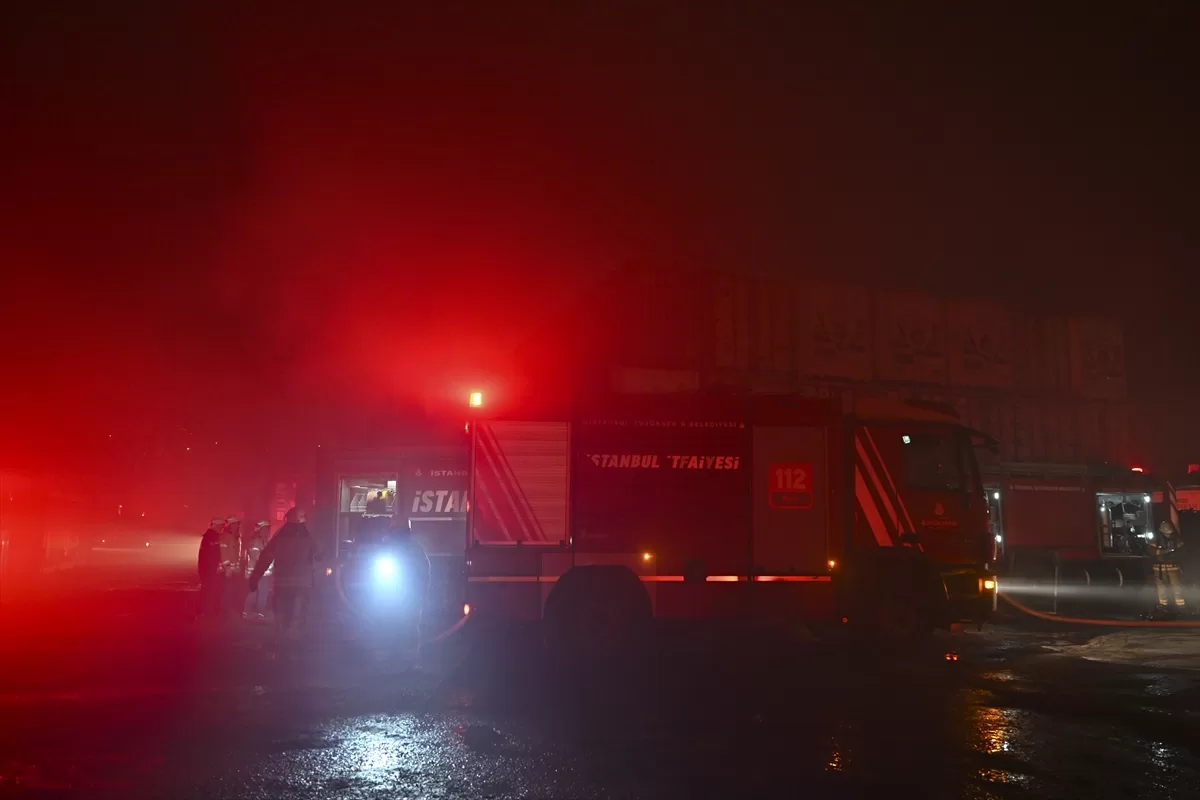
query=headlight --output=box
[373,555,400,584]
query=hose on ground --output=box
[999,591,1200,628]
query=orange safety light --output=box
[468,391,484,408]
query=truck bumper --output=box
[940,567,997,625]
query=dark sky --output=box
[3,3,1198,475]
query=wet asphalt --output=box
[1,563,1199,799]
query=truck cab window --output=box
[900,431,964,492]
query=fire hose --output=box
[999,591,1200,629]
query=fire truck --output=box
[463,392,996,653]
[984,462,1176,587]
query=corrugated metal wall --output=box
[526,267,1131,466]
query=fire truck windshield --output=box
[900,430,968,493]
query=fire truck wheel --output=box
[842,555,938,649]
[543,565,652,667]
[871,596,932,648]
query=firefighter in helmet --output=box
[1148,519,1187,619]
[242,520,272,619]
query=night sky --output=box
[3,4,1198,493]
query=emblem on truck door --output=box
[922,500,959,529]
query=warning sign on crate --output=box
[768,463,814,509]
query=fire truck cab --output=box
[465,392,996,653]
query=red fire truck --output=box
[984,462,1175,587]
[464,392,996,653]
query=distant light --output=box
[1131,466,1144,473]
[325,567,333,577]
[144,542,150,547]
[1143,495,1152,504]
[995,534,1003,543]
[468,391,484,408]
[140,512,145,517]
[901,435,911,445]
[463,603,471,616]
[828,559,837,570]
[186,447,190,452]
[642,552,653,562]
[992,491,1000,500]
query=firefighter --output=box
[197,518,225,618]
[225,515,242,548]
[248,507,320,641]
[380,517,430,668]
[242,520,271,619]
[219,516,242,614]
[366,491,387,515]
[1149,520,1187,619]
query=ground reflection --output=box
[964,688,1033,788]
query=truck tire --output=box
[543,565,652,669]
[842,555,938,651]
[872,595,932,649]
